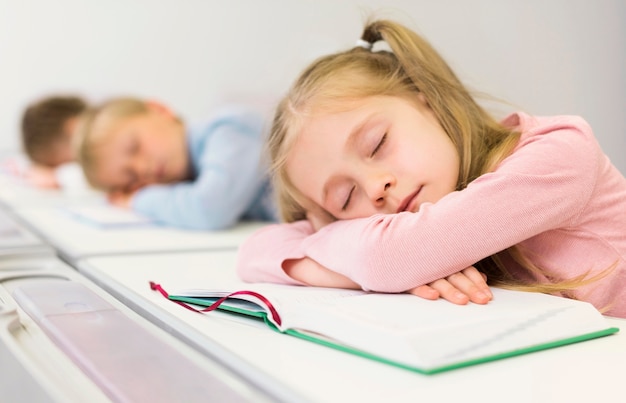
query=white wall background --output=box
[1,0,624,174]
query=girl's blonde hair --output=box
[268,19,610,299]
[73,97,151,189]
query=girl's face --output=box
[92,107,189,191]
[286,95,460,220]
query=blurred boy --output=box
[74,97,278,230]
[20,95,88,188]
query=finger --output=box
[408,285,440,300]
[445,272,491,305]
[461,266,492,296]
[107,192,125,206]
[428,279,470,305]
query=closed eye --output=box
[370,133,387,157]
[341,186,355,211]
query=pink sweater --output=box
[236,113,626,318]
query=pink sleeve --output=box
[239,116,603,292]
[236,220,313,285]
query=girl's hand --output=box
[284,258,491,305]
[284,257,360,289]
[107,189,136,209]
[408,266,492,305]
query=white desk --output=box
[0,254,285,402]
[12,206,267,261]
[76,250,626,403]
[0,171,103,210]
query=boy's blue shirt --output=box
[131,106,278,230]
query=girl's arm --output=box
[238,119,603,293]
[285,257,491,304]
[237,220,492,304]
[283,257,360,289]
[300,202,492,304]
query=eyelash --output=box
[341,186,355,211]
[370,133,387,157]
[342,133,387,211]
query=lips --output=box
[397,187,422,213]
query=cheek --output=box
[443,140,461,177]
[435,147,461,193]
[288,170,316,202]
[393,144,422,173]
[396,138,458,185]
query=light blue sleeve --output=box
[131,118,268,230]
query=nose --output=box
[364,173,394,207]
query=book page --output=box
[285,288,610,370]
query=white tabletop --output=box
[12,206,267,261]
[0,170,104,210]
[76,250,626,403]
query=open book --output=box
[156,282,619,375]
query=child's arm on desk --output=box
[300,207,492,304]
[25,164,59,188]
[108,189,136,208]
[283,257,491,305]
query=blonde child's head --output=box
[74,97,189,192]
[21,95,88,167]
[269,19,517,223]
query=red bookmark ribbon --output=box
[149,281,282,326]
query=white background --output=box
[1,0,624,174]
